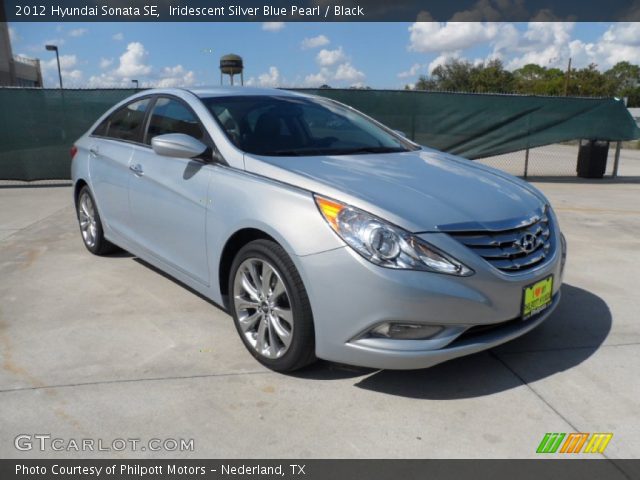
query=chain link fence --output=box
[477,142,619,178]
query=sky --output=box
[7,21,640,89]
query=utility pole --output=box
[564,57,572,96]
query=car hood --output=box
[244,148,546,233]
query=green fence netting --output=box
[0,89,137,181]
[299,89,640,158]
[1,88,638,181]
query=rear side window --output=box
[93,98,150,142]
[145,97,205,144]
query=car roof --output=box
[185,86,307,99]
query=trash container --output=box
[576,139,609,178]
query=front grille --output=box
[447,209,553,273]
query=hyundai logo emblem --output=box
[516,233,537,254]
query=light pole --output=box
[132,79,139,89]
[45,44,63,89]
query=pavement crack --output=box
[0,370,271,394]
[489,351,632,479]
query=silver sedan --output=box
[72,87,566,371]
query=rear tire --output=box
[76,186,118,256]
[228,239,316,372]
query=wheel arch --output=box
[73,179,89,206]
[218,228,279,310]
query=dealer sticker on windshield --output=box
[522,276,553,320]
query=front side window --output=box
[201,95,417,157]
[146,97,205,144]
[94,98,150,142]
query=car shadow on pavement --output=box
[132,257,229,314]
[291,360,376,380]
[351,284,611,399]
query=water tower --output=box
[220,54,243,86]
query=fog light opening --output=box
[369,323,444,340]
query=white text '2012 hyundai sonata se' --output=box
[72,87,566,372]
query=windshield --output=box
[201,95,418,157]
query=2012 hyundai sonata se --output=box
[71,87,566,372]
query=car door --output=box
[127,96,212,285]
[88,97,151,240]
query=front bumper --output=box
[295,230,563,370]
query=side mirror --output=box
[151,133,207,159]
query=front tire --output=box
[76,186,118,255]
[229,239,316,372]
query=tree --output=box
[413,75,437,91]
[568,63,612,97]
[605,61,640,106]
[512,64,567,95]
[405,58,640,106]
[469,59,515,93]
[430,59,476,91]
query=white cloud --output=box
[334,62,365,82]
[316,47,346,66]
[156,65,196,87]
[303,69,330,87]
[67,70,83,81]
[8,27,19,43]
[501,23,575,69]
[427,52,461,74]
[491,23,520,53]
[114,42,152,78]
[304,44,365,87]
[99,58,113,69]
[43,38,65,48]
[247,66,281,87]
[413,22,640,73]
[568,22,640,69]
[42,54,83,86]
[90,42,198,88]
[301,34,330,49]
[602,22,640,45]
[262,22,285,32]
[43,54,78,72]
[398,63,422,79]
[409,22,499,53]
[409,22,579,73]
[87,73,124,88]
[69,28,88,38]
[112,32,124,41]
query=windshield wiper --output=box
[330,146,407,155]
[266,148,325,156]
[261,146,407,157]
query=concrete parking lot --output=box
[1,149,639,459]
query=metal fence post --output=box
[524,147,530,178]
[612,141,621,178]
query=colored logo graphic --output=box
[536,433,613,454]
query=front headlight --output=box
[315,195,473,276]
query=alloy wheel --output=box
[232,258,294,359]
[78,192,97,248]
